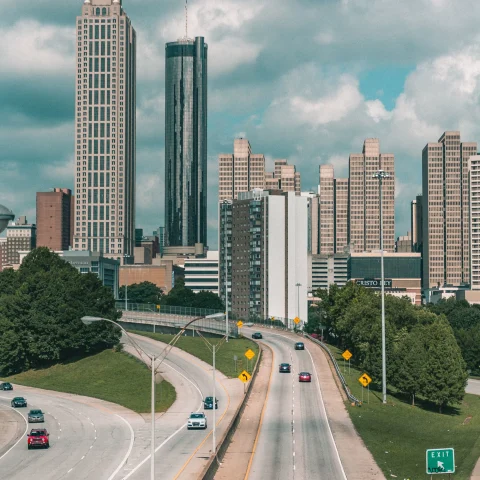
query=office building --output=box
[349,139,395,252]
[219,139,302,201]
[62,250,119,298]
[220,190,308,324]
[37,188,74,251]
[310,253,349,290]
[469,155,480,290]
[302,192,319,255]
[218,200,232,309]
[165,36,208,247]
[350,252,422,305]
[422,132,477,291]
[0,238,6,272]
[334,178,349,253]
[396,233,412,253]
[411,196,423,253]
[184,251,219,294]
[73,0,136,261]
[119,262,173,293]
[5,217,36,267]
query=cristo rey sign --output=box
[356,279,393,288]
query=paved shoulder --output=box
[466,378,480,396]
[0,407,26,459]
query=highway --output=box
[244,327,346,480]
[0,388,133,480]
[113,333,244,479]
[467,378,480,396]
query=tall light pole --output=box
[295,282,301,330]
[123,253,129,311]
[373,169,390,405]
[223,200,230,342]
[81,314,208,480]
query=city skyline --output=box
[3,1,480,248]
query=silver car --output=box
[28,409,45,423]
[187,412,207,430]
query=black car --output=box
[203,396,218,409]
[0,382,13,391]
[252,332,263,339]
[279,363,291,373]
[294,342,305,351]
[11,397,27,408]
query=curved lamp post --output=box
[81,314,209,479]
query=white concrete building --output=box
[184,251,219,294]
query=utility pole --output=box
[295,282,301,327]
[373,169,390,405]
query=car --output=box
[28,409,45,423]
[11,397,27,408]
[299,372,312,382]
[279,363,291,373]
[252,332,263,339]
[294,342,305,350]
[27,429,50,449]
[203,396,218,410]
[0,382,13,391]
[187,412,207,430]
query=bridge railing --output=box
[116,302,223,318]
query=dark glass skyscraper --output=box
[165,37,208,247]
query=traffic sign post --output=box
[294,317,300,325]
[426,448,455,475]
[342,350,352,376]
[238,369,251,394]
[237,320,243,328]
[358,373,372,404]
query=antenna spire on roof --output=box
[185,0,188,38]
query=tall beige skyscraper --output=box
[73,0,136,262]
[422,132,477,290]
[218,139,301,201]
[334,178,349,253]
[349,139,395,253]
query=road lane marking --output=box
[107,414,135,480]
[244,345,274,480]
[0,397,28,463]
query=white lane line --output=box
[306,347,347,480]
[106,414,135,480]
[0,398,28,463]
[68,468,73,474]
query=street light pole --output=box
[295,282,301,329]
[212,343,216,454]
[373,169,390,405]
[151,354,155,479]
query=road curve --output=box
[244,327,346,480]
[0,388,133,480]
[113,333,244,480]
[467,378,480,396]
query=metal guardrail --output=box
[116,302,223,318]
[304,334,361,406]
[120,310,239,338]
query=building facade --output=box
[422,132,477,290]
[396,233,412,253]
[349,139,395,252]
[37,188,74,251]
[221,190,308,324]
[73,0,137,262]
[5,217,36,267]
[184,251,219,294]
[310,253,349,290]
[165,37,208,247]
[318,165,335,254]
[469,155,480,290]
[119,262,173,293]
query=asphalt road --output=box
[467,378,480,396]
[113,334,244,480]
[0,388,132,480]
[244,328,346,480]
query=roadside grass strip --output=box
[327,343,480,480]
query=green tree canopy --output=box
[119,281,163,304]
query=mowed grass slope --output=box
[327,343,480,480]
[4,349,176,414]
[129,331,260,377]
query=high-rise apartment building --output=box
[37,188,74,251]
[5,216,36,266]
[73,0,136,262]
[218,139,301,201]
[469,155,480,290]
[220,190,308,324]
[349,139,395,252]
[422,132,477,290]
[165,37,208,247]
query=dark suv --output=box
[279,363,291,373]
[294,342,305,350]
[203,396,218,409]
[0,382,13,391]
[11,397,27,408]
[252,332,263,339]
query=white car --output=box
[187,412,207,430]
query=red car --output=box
[299,372,312,382]
[27,429,50,449]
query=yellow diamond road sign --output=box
[294,317,300,324]
[237,320,243,328]
[342,349,352,361]
[358,373,372,388]
[238,370,251,383]
[245,349,255,360]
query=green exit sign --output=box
[426,448,455,474]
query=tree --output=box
[160,278,224,310]
[0,248,121,376]
[392,327,427,406]
[421,317,468,413]
[119,281,163,304]
[192,291,225,310]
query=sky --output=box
[2,0,480,249]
